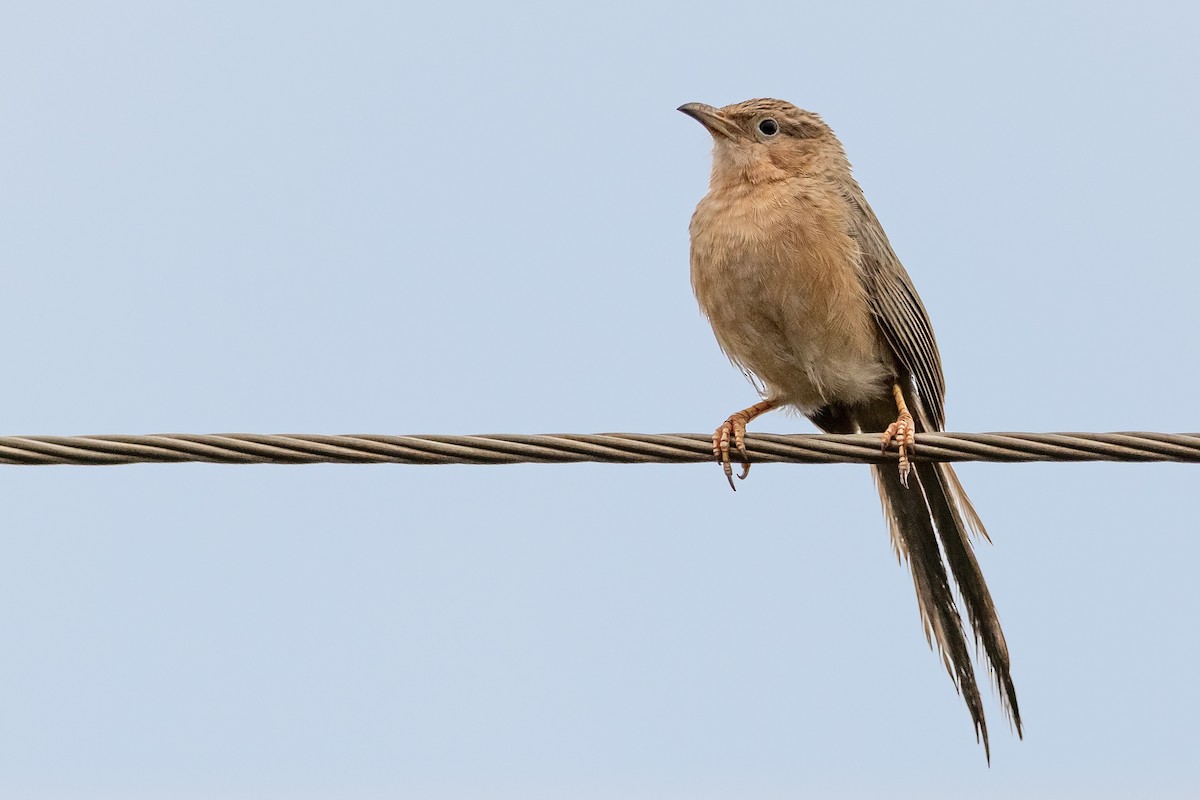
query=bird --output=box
[679,98,1021,759]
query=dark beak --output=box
[677,102,740,140]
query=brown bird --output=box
[680,98,1021,759]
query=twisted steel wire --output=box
[1,432,1199,467]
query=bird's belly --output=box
[703,266,890,409]
[690,205,893,411]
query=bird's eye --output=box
[757,118,779,136]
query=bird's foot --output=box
[711,399,778,491]
[881,409,916,487]
[713,413,753,491]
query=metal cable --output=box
[1,431,1198,467]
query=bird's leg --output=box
[713,399,779,491]
[881,382,916,487]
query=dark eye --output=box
[757,118,779,136]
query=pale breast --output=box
[689,179,893,411]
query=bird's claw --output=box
[881,410,916,487]
[713,414,752,491]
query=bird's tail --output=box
[873,460,1023,761]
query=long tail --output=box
[874,461,1023,761]
[918,461,1022,736]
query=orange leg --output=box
[713,399,779,491]
[880,383,916,487]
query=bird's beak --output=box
[678,102,740,140]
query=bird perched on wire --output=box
[679,98,1021,759]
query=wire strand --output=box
[1,432,1198,467]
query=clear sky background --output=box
[2,2,1198,798]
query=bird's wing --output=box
[842,186,947,431]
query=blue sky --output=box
[2,2,1198,797]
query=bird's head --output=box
[678,98,846,185]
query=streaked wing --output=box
[842,186,947,430]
